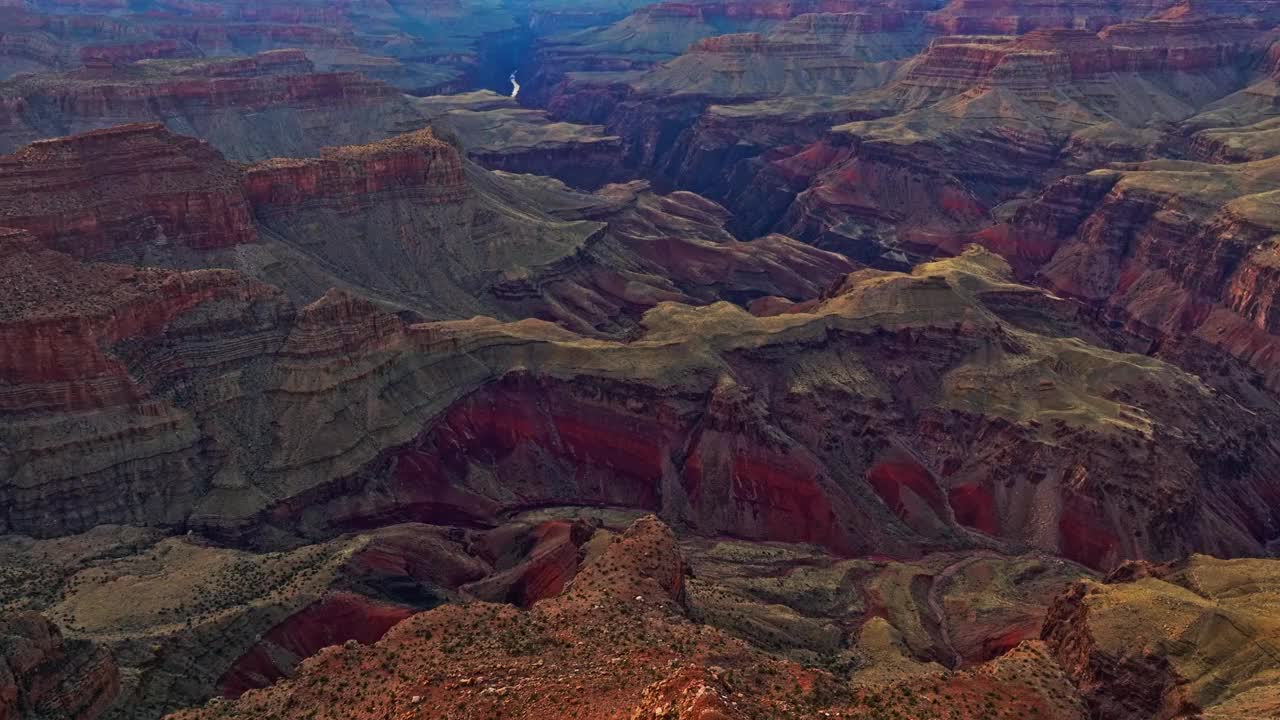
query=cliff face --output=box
[0,124,255,258]
[0,613,119,720]
[258,251,1280,569]
[526,3,935,179]
[244,129,470,210]
[973,157,1280,394]
[414,91,630,189]
[0,120,854,332]
[0,230,291,537]
[529,2,1278,267]
[768,19,1271,257]
[0,122,862,542]
[924,0,1182,34]
[0,0,536,93]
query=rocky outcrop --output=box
[0,124,255,258]
[459,519,597,607]
[1042,555,1280,719]
[0,613,119,720]
[244,129,469,210]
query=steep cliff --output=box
[0,124,256,258]
[975,156,1280,395]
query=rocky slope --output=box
[176,514,1280,720]
[1042,555,1280,719]
[0,124,256,258]
[0,516,602,718]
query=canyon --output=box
[1,1,1279,719]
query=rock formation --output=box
[967,154,1280,395]
[524,1,1280,270]
[2,2,1280,719]
[5,202,1277,571]
[1042,555,1280,718]
[414,90,627,188]
[166,516,1097,720]
[0,612,119,720]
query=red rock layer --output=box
[968,161,1280,391]
[78,39,197,67]
[688,32,832,55]
[0,230,292,536]
[902,22,1272,91]
[637,0,939,23]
